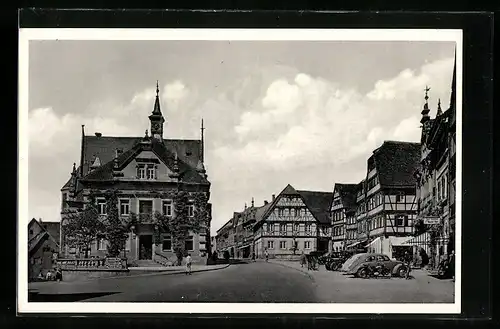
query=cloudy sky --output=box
[27,39,455,232]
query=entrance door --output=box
[139,235,153,260]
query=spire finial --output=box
[156,80,159,96]
[424,85,430,103]
[436,98,443,116]
[251,197,255,207]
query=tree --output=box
[63,194,105,258]
[104,190,129,258]
[154,190,205,266]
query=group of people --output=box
[38,267,63,282]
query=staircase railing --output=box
[154,251,173,267]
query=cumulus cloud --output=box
[162,80,189,111]
[27,81,193,222]
[215,59,453,191]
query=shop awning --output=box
[403,232,430,246]
[389,236,413,247]
[237,244,252,249]
[367,237,382,247]
[346,241,361,248]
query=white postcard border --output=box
[18,28,463,314]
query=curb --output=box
[28,264,231,287]
[268,261,315,282]
[90,264,232,281]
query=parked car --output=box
[340,253,408,278]
[325,251,355,271]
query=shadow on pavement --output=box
[29,291,120,302]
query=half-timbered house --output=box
[330,184,357,251]
[362,141,420,259]
[60,83,212,265]
[253,184,332,259]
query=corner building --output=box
[60,83,212,265]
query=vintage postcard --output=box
[19,28,462,314]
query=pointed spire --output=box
[71,162,77,175]
[420,86,431,125]
[168,151,180,181]
[173,151,179,172]
[152,81,162,116]
[80,125,85,177]
[436,98,442,116]
[200,118,205,163]
[251,197,255,208]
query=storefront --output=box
[366,236,412,260]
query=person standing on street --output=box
[264,249,269,262]
[300,250,306,268]
[185,253,192,275]
[449,250,455,282]
[404,250,412,279]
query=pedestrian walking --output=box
[185,253,192,275]
[300,251,306,268]
[419,248,429,268]
[449,250,455,282]
[55,267,63,282]
[403,250,412,279]
[45,270,53,281]
[264,249,269,262]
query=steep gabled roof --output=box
[254,184,333,227]
[296,190,333,224]
[81,138,209,185]
[28,219,60,256]
[254,202,273,223]
[282,183,300,195]
[62,135,204,189]
[335,183,358,211]
[372,141,421,188]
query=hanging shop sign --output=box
[422,216,441,225]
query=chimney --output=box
[95,132,102,137]
[272,194,276,202]
[264,200,268,205]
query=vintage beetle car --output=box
[340,253,408,278]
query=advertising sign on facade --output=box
[423,216,441,225]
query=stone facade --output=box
[412,58,456,268]
[60,83,211,265]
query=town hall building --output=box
[60,82,212,265]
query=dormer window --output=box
[136,163,157,180]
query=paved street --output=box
[29,261,454,303]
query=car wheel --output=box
[397,266,408,278]
[356,267,368,279]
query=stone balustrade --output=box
[56,257,128,271]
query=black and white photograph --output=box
[19,28,462,314]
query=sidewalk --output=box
[28,264,230,294]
